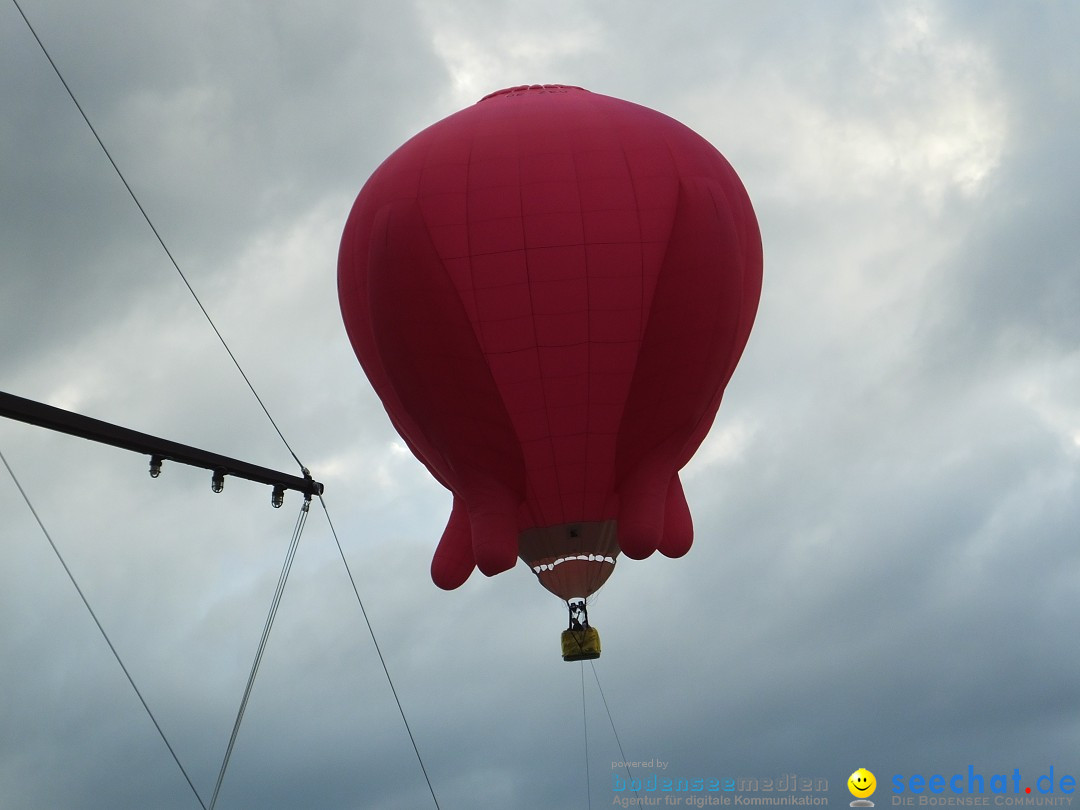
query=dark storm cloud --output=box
[1,0,443,380]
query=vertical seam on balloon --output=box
[677,180,744,468]
[612,115,651,507]
[458,134,498,525]
[573,100,591,529]
[653,133,688,435]
[461,128,480,346]
[519,138,549,530]
[614,125,648,351]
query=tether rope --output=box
[590,661,638,793]
[581,662,592,810]
[209,498,309,810]
[0,445,209,810]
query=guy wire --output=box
[0,445,208,810]
[209,499,309,809]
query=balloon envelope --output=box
[339,84,762,602]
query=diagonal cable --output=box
[581,662,593,810]
[10,0,303,472]
[0,445,208,810]
[317,495,442,810]
[591,661,639,799]
[208,498,309,809]
[9,8,439,808]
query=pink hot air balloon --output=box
[339,85,761,632]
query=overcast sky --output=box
[2,1,1079,808]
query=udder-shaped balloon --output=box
[338,84,762,602]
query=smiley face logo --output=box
[848,768,877,798]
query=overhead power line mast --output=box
[0,390,323,506]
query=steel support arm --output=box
[0,390,323,503]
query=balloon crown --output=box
[479,83,586,102]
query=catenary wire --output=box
[318,495,442,810]
[0,445,209,810]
